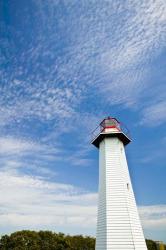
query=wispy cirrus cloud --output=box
[0,136,165,236]
[0,164,166,236]
[0,136,97,234]
[1,0,166,129]
[0,137,40,155]
[140,100,166,126]
[139,205,166,229]
[0,169,97,234]
[98,0,166,106]
[0,136,61,177]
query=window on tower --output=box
[127,183,129,190]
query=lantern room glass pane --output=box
[105,119,117,127]
[100,118,120,129]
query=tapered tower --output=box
[92,117,147,250]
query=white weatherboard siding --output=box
[95,137,147,250]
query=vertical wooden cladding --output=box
[95,137,147,250]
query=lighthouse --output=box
[92,117,147,250]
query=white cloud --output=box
[0,164,166,235]
[99,0,166,106]
[139,205,166,229]
[0,170,97,234]
[0,136,165,235]
[0,137,39,155]
[0,0,165,129]
[141,101,166,126]
[0,136,97,234]
[0,136,62,180]
[0,136,61,157]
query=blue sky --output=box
[0,0,166,242]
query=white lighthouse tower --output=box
[92,117,147,250]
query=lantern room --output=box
[91,117,131,148]
[100,117,121,133]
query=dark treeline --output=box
[0,231,95,250]
[0,230,165,250]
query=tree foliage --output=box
[146,239,158,250]
[0,231,95,250]
[0,230,165,250]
